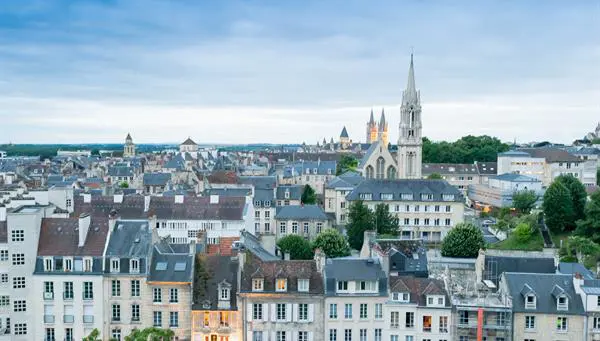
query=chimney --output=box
[144,195,151,212]
[189,240,196,255]
[83,193,91,203]
[284,252,291,261]
[360,230,377,258]
[108,211,119,232]
[175,194,184,204]
[78,213,91,247]
[314,248,326,274]
[113,193,123,203]
[0,205,6,222]
[210,195,219,204]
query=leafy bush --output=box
[513,223,532,243]
[277,235,314,260]
[312,229,350,258]
[441,223,485,258]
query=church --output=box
[358,54,423,179]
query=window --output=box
[298,279,309,292]
[557,317,567,331]
[439,316,448,333]
[13,276,25,289]
[44,328,55,341]
[13,300,26,312]
[220,287,229,300]
[252,279,264,291]
[11,230,24,242]
[593,317,600,330]
[292,222,298,234]
[344,329,352,341]
[298,331,308,341]
[329,303,338,319]
[83,281,93,300]
[44,281,54,299]
[15,323,27,335]
[329,329,337,341]
[276,303,286,321]
[264,222,270,232]
[12,253,25,265]
[445,205,451,212]
[391,311,399,328]
[276,279,287,292]
[0,295,9,306]
[131,280,140,297]
[265,211,270,218]
[422,315,432,332]
[65,328,73,341]
[153,288,162,302]
[337,281,348,291]
[392,292,409,302]
[298,303,308,321]
[303,222,309,233]
[277,331,286,341]
[253,303,263,320]
[131,304,140,322]
[63,258,72,271]
[359,281,377,291]
[66,199,72,207]
[374,329,382,341]
[434,205,440,212]
[444,218,451,226]
[0,250,7,261]
[253,331,264,341]
[130,259,139,273]
[84,258,93,272]
[359,329,367,341]
[112,280,121,297]
[170,288,178,303]
[255,211,260,219]
[169,311,179,327]
[344,303,352,319]
[360,303,368,319]
[279,222,287,234]
[153,311,162,327]
[525,315,535,329]
[316,222,323,234]
[1,273,7,283]
[110,258,120,272]
[375,303,383,319]
[111,329,121,341]
[112,304,121,321]
[557,295,568,310]
[525,294,536,309]
[405,312,414,328]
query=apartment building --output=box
[274,205,330,241]
[573,275,600,340]
[324,171,364,227]
[238,176,277,237]
[324,258,388,341]
[103,219,153,340]
[279,160,337,195]
[32,214,109,341]
[275,185,302,207]
[346,179,464,242]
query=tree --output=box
[422,135,509,163]
[555,174,587,222]
[336,154,359,175]
[575,190,600,243]
[597,169,600,186]
[565,236,600,263]
[511,189,538,214]
[301,184,317,205]
[346,200,375,250]
[441,223,485,258]
[312,229,350,258]
[124,327,175,341]
[543,181,575,232]
[277,235,314,260]
[513,222,533,243]
[373,203,399,235]
[427,172,443,180]
[83,329,101,341]
[119,181,129,188]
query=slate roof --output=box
[105,220,153,257]
[148,244,193,283]
[164,155,186,170]
[108,166,134,177]
[340,126,349,138]
[358,142,381,168]
[492,173,541,182]
[275,205,328,220]
[581,280,600,295]
[346,179,462,202]
[181,137,197,146]
[254,189,275,204]
[324,258,387,296]
[208,188,252,197]
[475,162,497,175]
[557,262,595,280]
[516,148,581,163]
[422,163,479,175]
[389,276,450,307]
[240,230,280,261]
[240,254,324,295]
[192,255,238,310]
[275,185,303,201]
[37,217,109,256]
[0,221,7,244]
[484,255,555,286]
[74,195,247,221]
[373,239,428,277]
[283,161,337,178]
[503,272,585,315]
[143,173,171,186]
[325,172,364,189]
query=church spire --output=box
[379,108,386,131]
[403,53,418,103]
[369,109,375,125]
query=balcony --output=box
[63,315,74,323]
[43,292,54,300]
[83,315,94,324]
[131,317,141,324]
[63,293,74,300]
[44,315,55,324]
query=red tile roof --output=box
[206,237,239,256]
[37,217,109,256]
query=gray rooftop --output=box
[148,245,193,283]
[275,205,328,220]
[105,220,153,258]
[324,258,388,296]
[143,173,171,186]
[276,185,303,201]
[492,173,541,183]
[346,179,462,202]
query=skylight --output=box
[174,262,187,271]
[155,262,168,271]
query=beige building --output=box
[123,133,136,158]
[274,205,331,241]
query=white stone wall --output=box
[513,312,585,341]
[324,296,387,341]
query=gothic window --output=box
[365,166,374,179]
[408,129,414,137]
[407,152,415,177]
[376,157,385,179]
[387,166,397,179]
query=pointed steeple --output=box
[403,53,418,103]
[126,133,132,141]
[369,109,375,125]
[379,109,386,131]
[340,126,349,138]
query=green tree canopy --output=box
[543,181,575,232]
[373,203,399,235]
[124,327,175,341]
[575,190,600,243]
[441,223,485,258]
[513,222,533,243]
[512,189,538,214]
[422,135,509,163]
[427,172,443,180]
[277,235,314,260]
[301,184,317,205]
[597,169,600,186]
[336,154,359,175]
[346,200,375,250]
[312,228,351,258]
[119,181,129,188]
[565,236,600,263]
[555,174,587,222]
[83,329,101,341]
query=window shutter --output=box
[286,303,292,322]
[263,303,269,322]
[292,303,298,322]
[291,331,297,341]
[271,303,277,322]
[308,331,313,341]
[247,303,253,321]
[308,303,314,322]
[271,331,276,341]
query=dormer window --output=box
[359,193,372,200]
[63,257,73,272]
[327,168,332,175]
[84,257,93,272]
[284,190,290,199]
[381,193,393,200]
[252,279,264,292]
[313,168,318,174]
[305,168,310,175]
[276,278,287,292]
[265,201,271,207]
[220,287,230,300]
[525,294,536,309]
[557,296,568,311]
[298,279,309,292]
[44,257,54,272]
[442,194,455,201]
[392,292,410,302]
[358,281,377,291]
[421,194,433,201]
[110,258,120,273]
[426,295,445,306]
[337,281,348,292]
[401,193,413,200]
[130,258,140,274]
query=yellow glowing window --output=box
[276,279,287,292]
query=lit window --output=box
[276,279,287,292]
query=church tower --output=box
[366,109,378,143]
[397,54,423,179]
[378,108,389,146]
[123,133,136,157]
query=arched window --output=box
[365,166,374,179]
[376,157,385,179]
[387,166,397,179]
[407,152,414,177]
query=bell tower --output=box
[397,54,422,179]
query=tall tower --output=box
[123,133,136,157]
[397,54,422,179]
[378,108,389,146]
[366,109,378,143]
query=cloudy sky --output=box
[0,1,598,144]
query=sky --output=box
[0,1,598,145]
